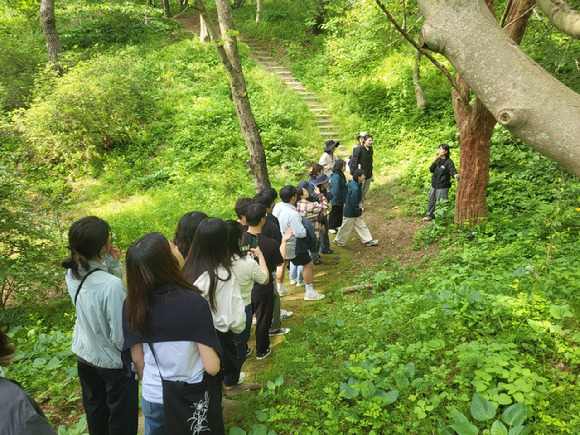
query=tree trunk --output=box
[199,14,210,43]
[161,0,172,18]
[308,0,327,34]
[537,0,580,39]
[195,0,271,191]
[413,49,426,111]
[256,0,262,24]
[418,0,580,179]
[39,0,62,70]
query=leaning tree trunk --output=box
[39,0,62,70]
[452,0,534,223]
[195,0,270,191]
[418,0,580,178]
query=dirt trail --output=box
[172,15,435,426]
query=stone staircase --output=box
[244,40,350,157]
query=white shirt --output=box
[142,342,204,404]
[272,202,306,260]
[194,266,245,333]
[231,256,268,306]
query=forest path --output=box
[175,14,435,428]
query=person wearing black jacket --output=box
[350,134,374,206]
[422,144,459,222]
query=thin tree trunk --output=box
[256,0,262,24]
[161,0,172,18]
[308,0,327,34]
[413,49,426,111]
[40,0,62,71]
[195,0,270,191]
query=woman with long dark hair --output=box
[422,143,459,222]
[182,218,245,384]
[173,211,208,259]
[62,216,138,435]
[122,232,222,435]
[222,220,268,389]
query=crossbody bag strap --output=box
[148,343,165,381]
[74,269,100,306]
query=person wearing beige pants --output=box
[332,169,379,248]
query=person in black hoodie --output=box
[422,144,459,222]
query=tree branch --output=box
[500,0,514,27]
[537,0,580,39]
[375,0,470,105]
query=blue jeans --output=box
[142,397,164,435]
[289,263,303,283]
[223,304,252,386]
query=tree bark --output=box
[413,49,426,111]
[39,0,62,70]
[537,0,580,39]
[308,0,327,34]
[199,14,210,42]
[161,0,172,18]
[419,0,580,179]
[256,0,262,24]
[195,0,271,191]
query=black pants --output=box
[77,359,139,435]
[252,291,274,355]
[329,204,344,230]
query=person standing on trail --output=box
[319,140,339,178]
[349,134,374,206]
[329,159,348,233]
[422,143,459,222]
[62,216,139,435]
[272,185,326,301]
[332,169,379,248]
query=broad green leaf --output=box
[513,267,525,277]
[267,381,275,391]
[46,356,61,370]
[255,410,268,422]
[340,383,359,399]
[497,394,512,405]
[230,427,247,435]
[274,374,284,387]
[336,318,345,327]
[471,394,496,421]
[382,390,399,405]
[427,339,445,349]
[438,420,454,435]
[449,421,478,435]
[491,420,508,435]
[450,411,470,424]
[249,424,268,435]
[509,425,531,435]
[404,362,416,378]
[344,409,360,421]
[33,358,47,368]
[550,304,574,320]
[395,373,410,388]
[502,402,527,426]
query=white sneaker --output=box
[289,279,297,285]
[304,291,325,301]
[365,239,379,247]
[280,309,294,319]
[278,285,292,297]
[296,281,304,287]
[329,229,337,234]
[237,372,246,384]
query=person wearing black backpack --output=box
[349,134,374,206]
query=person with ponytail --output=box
[181,218,245,385]
[122,233,222,435]
[62,216,138,435]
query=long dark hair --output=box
[332,160,345,174]
[182,217,232,313]
[173,211,208,259]
[439,143,450,158]
[62,216,110,279]
[225,220,245,259]
[126,232,201,336]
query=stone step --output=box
[284,81,303,85]
[320,132,340,136]
[298,91,315,96]
[315,114,332,119]
[275,70,292,75]
[269,66,287,70]
[318,125,338,130]
[311,108,328,112]
[259,56,275,60]
[302,97,318,102]
[316,121,333,125]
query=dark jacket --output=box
[350,145,373,178]
[330,172,348,206]
[430,158,458,189]
[344,180,363,218]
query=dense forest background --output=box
[2,0,580,433]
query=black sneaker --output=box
[269,327,290,336]
[256,347,272,361]
[246,347,253,357]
